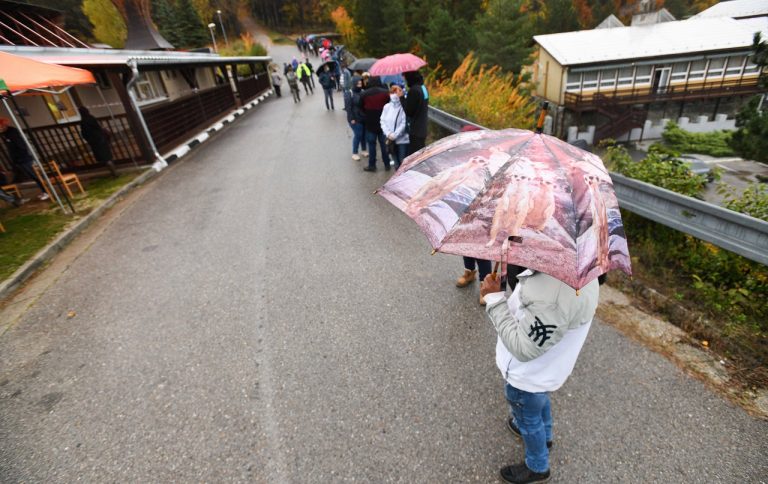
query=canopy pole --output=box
[96,85,138,168]
[2,95,70,214]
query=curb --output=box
[0,167,158,302]
[0,90,273,303]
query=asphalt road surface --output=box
[1,45,766,483]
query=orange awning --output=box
[0,51,96,92]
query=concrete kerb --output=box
[0,89,274,303]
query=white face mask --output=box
[390,94,399,103]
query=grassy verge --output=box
[0,171,141,281]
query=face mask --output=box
[390,94,399,103]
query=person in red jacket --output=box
[359,76,391,172]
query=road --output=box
[1,44,766,483]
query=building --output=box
[0,0,272,174]
[532,0,767,145]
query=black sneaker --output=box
[363,166,376,172]
[500,463,550,483]
[507,418,553,449]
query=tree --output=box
[174,0,209,49]
[152,0,182,47]
[82,0,126,47]
[34,0,94,42]
[421,10,470,73]
[330,5,362,52]
[355,0,411,57]
[536,0,580,34]
[729,34,768,163]
[474,0,533,75]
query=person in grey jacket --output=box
[480,269,603,484]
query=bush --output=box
[718,182,768,222]
[660,121,735,157]
[729,96,768,163]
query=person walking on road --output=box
[344,76,368,161]
[304,58,316,89]
[400,71,429,155]
[271,69,283,98]
[479,270,604,484]
[360,76,390,172]
[285,68,301,103]
[0,118,49,200]
[318,65,336,110]
[297,62,313,95]
[380,85,409,170]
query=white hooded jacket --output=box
[380,96,409,145]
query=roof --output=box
[0,45,271,68]
[534,17,760,66]
[693,0,768,19]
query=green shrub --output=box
[660,121,735,157]
[729,96,768,163]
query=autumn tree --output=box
[83,0,127,47]
[330,5,362,52]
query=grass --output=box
[0,171,142,281]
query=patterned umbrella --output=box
[376,129,632,290]
[369,53,427,76]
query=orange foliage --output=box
[572,0,594,28]
[427,53,536,130]
[330,6,361,48]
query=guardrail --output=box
[427,106,768,265]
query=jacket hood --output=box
[351,76,362,92]
[403,71,423,87]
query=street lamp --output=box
[216,9,229,48]
[207,22,218,53]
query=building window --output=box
[582,70,598,90]
[617,67,633,86]
[671,62,688,82]
[565,71,581,91]
[726,55,745,76]
[688,60,706,80]
[131,72,168,105]
[634,65,651,85]
[42,92,80,124]
[744,59,759,75]
[599,69,617,88]
[707,58,725,78]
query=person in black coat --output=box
[0,117,49,200]
[343,76,368,161]
[400,71,429,155]
[79,107,117,177]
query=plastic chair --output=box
[34,160,86,199]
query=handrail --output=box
[427,105,768,265]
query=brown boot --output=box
[456,269,477,288]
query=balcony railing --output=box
[564,75,763,110]
[237,75,271,103]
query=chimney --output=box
[111,0,174,50]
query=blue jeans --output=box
[365,130,389,170]
[505,383,552,473]
[350,122,366,154]
[323,88,334,109]
[390,142,408,169]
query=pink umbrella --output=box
[376,128,632,290]
[369,53,427,76]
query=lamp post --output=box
[216,9,229,48]
[207,22,218,53]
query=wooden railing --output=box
[0,115,142,175]
[564,76,763,110]
[142,84,236,152]
[237,75,271,103]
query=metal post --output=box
[216,10,229,49]
[208,23,218,53]
[2,96,69,213]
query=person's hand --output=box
[480,273,501,297]
[387,134,395,140]
[351,120,356,124]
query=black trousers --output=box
[407,136,426,155]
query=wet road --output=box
[1,45,766,482]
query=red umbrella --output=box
[369,53,427,76]
[376,128,632,290]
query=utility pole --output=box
[216,10,229,49]
[208,23,218,53]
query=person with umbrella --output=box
[0,118,49,200]
[399,71,429,155]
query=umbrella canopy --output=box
[348,57,378,72]
[0,51,95,92]
[317,61,337,73]
[377,129,632,290]
[369,53,427,76]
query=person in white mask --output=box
[380,85,410,170]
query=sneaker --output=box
[507,418,553,449]
[500,463,550,483]
[384,164,391,171]
[456,269,477,288]
[37,193,49,201]
[352,154,361,161]
[363,166,376,172]
[361,151,369,157]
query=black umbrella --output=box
[317,61,337,73]
[348,57,377,72]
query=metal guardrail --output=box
[427,106,768,265]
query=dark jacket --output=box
[344,76,365,123]
[359,77,389,134]
[1,126,33,165]
[403,72,429,138]
[318,70,334,90]
[80,113,113,162]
